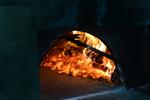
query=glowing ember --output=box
[41,30,116,81]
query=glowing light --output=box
[41,30,116,81]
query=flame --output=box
[41,30,116,81]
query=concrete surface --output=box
[40,67,150,100]
[40,67,120,100]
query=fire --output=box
[41,30,116,81]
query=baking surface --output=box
[40,67,119,100]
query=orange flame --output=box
[41,31,116,81]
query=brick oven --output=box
[38,0,150,99]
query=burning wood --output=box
[40,30,116,81]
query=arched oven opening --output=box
[40,30,123,84]
[39,28,126,99]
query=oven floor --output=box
[40,67,150,100]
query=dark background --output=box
[0,0,150,100]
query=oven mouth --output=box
[40,30,123,84]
